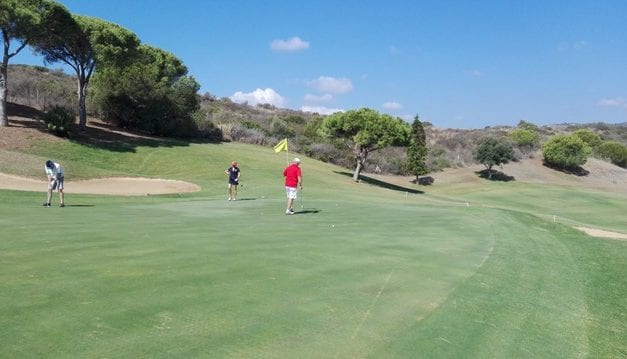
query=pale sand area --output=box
[0,172,200,196]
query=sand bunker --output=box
[575,227,627,240]
[0,172,200,196]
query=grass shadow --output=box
[475,169,516,181]
[334,171,423,194]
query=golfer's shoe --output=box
[43,202,50,207]
[60,203,65,207]
[285,209,294,215]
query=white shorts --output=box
[285,186,298,199]
[49,177,64,191]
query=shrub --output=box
[596,141,627,168]
[543,134,592,168]
[42,105,75,136]
[573,129,602,149]
[509,128,539,151]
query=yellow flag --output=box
[274,138,288,152]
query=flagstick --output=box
[286,139,289,165]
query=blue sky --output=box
[12,0,627,128]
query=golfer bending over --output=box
[225,161,241,201]
[44,160,65,207]
[283,157,302,215]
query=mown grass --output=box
[0,137,625,358]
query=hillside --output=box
[2,103,626,197]
[6,64,627,176]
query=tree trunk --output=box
[77,75,87,131]
[0,34,9,127]
[352,146,369,181]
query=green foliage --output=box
[406,116,428,178]
[517,120,539,132]
[473,136,514,178]
[191,109,222,141]
[509,128,539,150]
[284,115,305,125]
[32,14,140,129]
[543,134,592,169]
[573,129,603,149]
[302,116,324,143]
[319,108,410,180]
[269,117,295,139]
[596,141,627,168]
[42,105,75,136]
[91,45,200,138]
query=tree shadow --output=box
[542,162,590,176]
[334,171,423,194]
[475,169,516,181]
[7,102,227,153]
[410,176,435,186]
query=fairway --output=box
[1,142,626,358]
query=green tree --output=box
[33,14,139,130]
[596,141,627,168]
[406,115,428,180]
[318,108,410,181]
[0,0,66,126]
[509,128,539,152]
[91,44,199,137]
[473,136,514,179]
[543,134,592,169]
[573,129,602,150]
[517,120,539,132]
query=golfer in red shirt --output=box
[283,157,302,215]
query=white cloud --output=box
[230,88,286,107]
[307,76,353,94]
[383,101,402,110]
[270,36,310,52]
[304,93,333,103]
[599,98,627,108]
[301,106,344,115]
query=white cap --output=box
[293,157,301,163]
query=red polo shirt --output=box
[283,164,301,188]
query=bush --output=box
[573,129,602,149]
[596,141,627,168]
[509,128,539,151]
[42,105,75,136]
[543,134,592,168]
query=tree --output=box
[509,128,539,152]
[596,141,627,168]
[318,108,410,181]
[91,44,200,137]
[33,14,139,130]
[406,115,428,180]
[573,129,602,150]
[0,0,66,126]
[543,134,592,169]
[473,136,514,179]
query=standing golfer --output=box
[44,159,65,207]
[283,157,302,215]
[225,161,241,201]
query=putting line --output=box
[351,270,394,340]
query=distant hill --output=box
[6,64,627,175]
